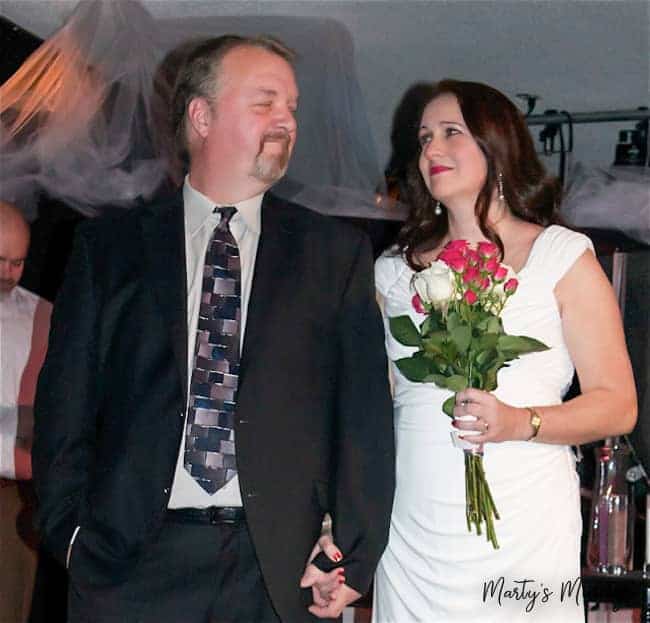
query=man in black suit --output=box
[33,35,394,623]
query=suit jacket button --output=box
[163,488,170,495]
[245,491,258,499]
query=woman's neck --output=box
[445,198,510,243]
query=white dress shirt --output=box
[167,177,263,509]
[0,286,48,478]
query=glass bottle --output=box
[586,437,636,574]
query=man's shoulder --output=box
[75,192,182,240]
[265,192,363,243]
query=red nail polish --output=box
[338,576,345,583]
[333,553,342,562]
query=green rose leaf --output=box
[475,314,488,332]
[441,340,459,363]
[422,330,448,355]
[420,316,433,336]
[445,374,468,392]
[446,311,461,331]
[483,360,507,391]
[420,312,444,335]
[394,356,429,382]
[486,316,502,334]
[450,325,471,354]
[476,333,499,351]
[423,373,451,388]
[431,355,450,374]
[422,340,442,355]
[497,335,549,356]
[389,316,422,347]
[473,372,486,390]
[475,348,498,371]
[442,395,456,417]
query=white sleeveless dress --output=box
[373,225,592,623]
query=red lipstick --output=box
[430,165,452,175]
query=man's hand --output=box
[307,583,362,619]
[300,523,362,617]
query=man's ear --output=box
[187,97,213,140]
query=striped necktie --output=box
[184,206,240,494]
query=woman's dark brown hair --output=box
[396,79,562,270]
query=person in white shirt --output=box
[0,200,52,623]
[33,35,394,623]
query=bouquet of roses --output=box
[389,240,549,549]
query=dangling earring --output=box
[434,201,442,216]
[497,172,505,202]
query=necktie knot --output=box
[215,206,237,232]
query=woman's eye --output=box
[445,127,461,137]
[418,133,431,147]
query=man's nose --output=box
[276,106,297,134]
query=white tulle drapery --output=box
[562,164,650,245]
[1,1,169,217]
[0,0,406,221]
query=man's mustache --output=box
[260,130,290,146]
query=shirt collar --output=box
[183,175,262,236]
[0,285,21,306]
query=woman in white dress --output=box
[370,80,637,622]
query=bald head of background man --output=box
[0,201,30,295]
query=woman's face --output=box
[418,93,488,206]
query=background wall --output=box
[2,0,648,175]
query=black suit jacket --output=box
[33,191,395,622]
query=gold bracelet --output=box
[525,407,542,441]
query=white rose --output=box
[413,260,454,310]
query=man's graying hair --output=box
[171,34,296,161]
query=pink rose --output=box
[483,256,499,274]
[465,249,481,266]
[438,249,467,272]
[493,265,508,281]
[412,293,426,314]
[504,278,519,295]
[477,241,498,258]
[445,239,470,253]
[448,255,467,272]
[463,289,478,305]
[479,277,490,291]
[462,266,480,285]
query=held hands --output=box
[452,388,533,444]
[300,531,361,618]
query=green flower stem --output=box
[464,453,500,549]
[472,456,481,535]
[477,459,500,520]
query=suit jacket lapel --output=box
[140,191,189,399]
[239,193,297,385]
